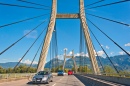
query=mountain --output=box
[0,55,130,71]
[0,62,37,68]
[45,55,130,71]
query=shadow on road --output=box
[27,82,49,86]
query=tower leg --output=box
[37,0,57,72]
[79,0,100,74]
[72,50,77,73]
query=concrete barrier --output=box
[83,74,130,86]
[74,74,129,86]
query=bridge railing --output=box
[76,72,130,78]
[102,73,130,78]
[0,73,35,80]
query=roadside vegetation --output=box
[0,65,36,73]
[0,65,130,77]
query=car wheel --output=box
[46,81,49,84]
[51,77,53,82]
[46,79,49,84]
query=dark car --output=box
[32,71,53,84]
[57,70,65,76]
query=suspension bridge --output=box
[0,0,130,86]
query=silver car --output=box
[32,71,53,84]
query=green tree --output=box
[104,65,116,76]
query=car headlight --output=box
[42,77,48,80]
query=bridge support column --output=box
[63,50,77,73]
[79,0,100,74]
[72,50,77,73]
[63,49,67,71]
[37,0,57,72]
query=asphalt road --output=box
[0,75,85,86]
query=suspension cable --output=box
[26,38,44,72]
[86,0,130,9]
[36,27,58,70]
[50,39,52,71]
[17,0,50,8]
[52,31,55,71]
[93,45,105,73]
[85,0,104,7]
[88,26,119,74]
[87,18,130,57]
[13,26,48,70]
[86,13,130,27]
[87,27,105,73]
[0,2,50,10]
[79,23,82,72]
[0,20,47,55]
[0,13,49,29]
[54,24,59,70]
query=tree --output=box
[0,66,6,73]
[104,65,116,76]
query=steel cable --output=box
[85,0,104,7]
[17,0,50,8]
[13,26,48,70]
[87,26,105,73]
[0,19,47,55]
[88,26,119,74]
[0,13,49,29]
[87,18,130,57]
[86,0,130,9]
[26,38,44,72]
[0,2,50,10]
[86,13,130,27]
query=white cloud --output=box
[128,51,130,54]
[22,59,38,64]
[24,30,37,39]
[119,51,125,55]
[110,52,114,55]
[74,52,88,57]
[18,58,23,62]
[74,53,80,56]
[106,46,110,49]
[124,43,130,47]
[84,53,89,57]
[68,51,73,56]
[97,51,104,56]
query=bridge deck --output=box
[0,75,85,86]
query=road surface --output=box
[0,75,85,86]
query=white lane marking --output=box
[52,83,56,86]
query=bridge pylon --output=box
[63,49,77,73]
[37,0,100,75]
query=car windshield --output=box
[58,70,63,72]
[37,71,49,75]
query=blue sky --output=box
[0,0,130,64]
